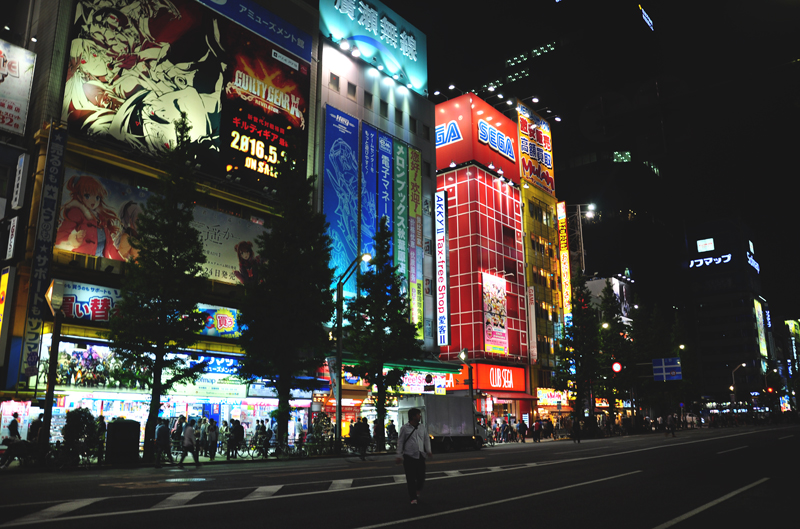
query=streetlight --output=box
[41,280,64,452]
[730,363,747,409]
[567,203,596,274]
[335,253,371,454]
[458,348,476,440]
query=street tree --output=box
[237,170,335,446]
[555,272,600,434]
[596,279,633,432]
[344,217,423,451]
[107,113,209,462]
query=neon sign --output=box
[557,202,572,325]
[747,252,760,274]
[477,119,516,162]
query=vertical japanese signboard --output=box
[0,38,36,136]
[517,103,554,195]
[393,142,408,294]
[322,105,360,297]
[434,191,449,346]
[527,286,538,363]
[0,267,14,367]
[377,132,394,255]
[482,273,508,355]
[361,123,378,273]
[409,148,423,338]
[557,201,572,327]
[21,126,67,383]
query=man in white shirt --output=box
[395,408,432,505]
[178,419,201,468]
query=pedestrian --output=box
[219,419,230,457]
[351,417,370,460]
[7,412,20,440]
[572,418,581,444]
[155,418,174,467]
[666,414,676,437]
[395,408,432,505]
[206,419,218,461]
[27,413,44,442]
[199,417,208,457]
[387,420,398,442]
[178,419,201,468]
[295,417,304,444]
[500,420,508,443]
[533,419,542,443]
[517,419,528,443]
[230,419,244,459]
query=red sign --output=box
[445,363,526,392]
[435,94,520,184]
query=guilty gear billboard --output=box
[62,0,311,194]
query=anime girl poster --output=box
[62,0,310,194]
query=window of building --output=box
[395,108,403,125]
[380,99,388,118]
[421,123,431,141]
[364,91,374,111]
[329,73,340,92]
[346,81,357,101]
[409,116,417,134]
[423,161,432,178]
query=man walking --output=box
[178,419,201,468]
[155,419,174,467]
[395,408,432,505]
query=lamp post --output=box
[458,348,476,439]
[40,280,64,452]
[335,253,371,455]
[730,362,747,410]
[567,203,596,274]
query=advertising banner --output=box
[361,123,378,273]
[0,267,13,367]
[434,191,449,346]
[322,105,360,297]
[0,38,36,136]
[445,363,526,392]
[482,273,508,355]
[53,168,266,285]
[537,388,571,406]
[517,103,554,195]
[62,0,310,195]
[557,202,572,326]
[393,141,408,293]
[21,126,67,383]
[409,148,423,338]
[320,0,428,95]
[377,132,394,254]
[435,93,520,184]
[197,304,242,339]
[527,286,538,364]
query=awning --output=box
[481,391,538,401]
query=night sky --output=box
[383,0,800,321]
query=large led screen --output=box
[62,0,310,194]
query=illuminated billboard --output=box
[557,202,572,325]
[446,363,526,392]
[320,0,428,96]
[54,168,267,284]
[0,38,36,136]
[754,299,768,372]
[516,103,554,195]
[62,0,310,194]
[435,94,520,183]
[482,273,508,355]
[434,190,449,345]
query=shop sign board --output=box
[445,363,526,392]
[320,0,427,95]
[63,0,310,196]
[516,102,554,195]
[361,123,378,275]
[0,266,14,367]
[11,153,29,210]
[557,201,572,327]
[394,142,409,294]
[0,38,36,136]
[20,126,67,383]
[434,190,450,345]
[536,388,571,406]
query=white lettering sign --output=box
[434,191,449,346]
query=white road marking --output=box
[778,435,793,440]
[393,475,406,483]
[11,499,101,523]
[444,471,461,477]
[328,479,353,490]
[244,485,283,500]
[351,471,643,529]
[717,446,748,454]
[650,478,769,529]
[151,491,203,509]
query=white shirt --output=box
[396,421,431,459]
[183,424,196,447]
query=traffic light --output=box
[612,362,622,373]
[766,387,774,393]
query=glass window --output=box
[329,73,340,92]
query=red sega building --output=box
[435,94,536,422]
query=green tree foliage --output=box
[62,407,97,451]
[107,113,208,462]
[556,272,599,431]
[237,170,335,446]
[344,217,423,451]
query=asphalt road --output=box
[2,424,797,528]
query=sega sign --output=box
[435,94,520,184]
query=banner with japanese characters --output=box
[62,0,310,195]
[393,141,408,294]
[197,303,242,339]
[517,103,555,195]
[361,123,378,274]
[53,168,267,285]
[0,38,36,136]
[409,148,423,339]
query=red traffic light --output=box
[767,387,774,393]
[612,362,622,373]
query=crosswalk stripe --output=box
[244,485,283,500]
[152,491,203,509]
[393,475,406,483]
[12,499,101,523]
[444,471,460,477]
[329,479,353,490]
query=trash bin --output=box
[106,419,140,466]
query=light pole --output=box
[458,348,476,439]
[40,280,64,452]
[567,203,595,274]
[730,362,747,410]
[335,253,371,455]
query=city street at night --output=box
[2,425,797,528]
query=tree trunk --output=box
[375,381,386,452]
[143,357,163,463]
[277,377,291,445]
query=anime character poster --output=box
[62,0,310,194]
[482,273,508,355]
[54,168,267,285]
